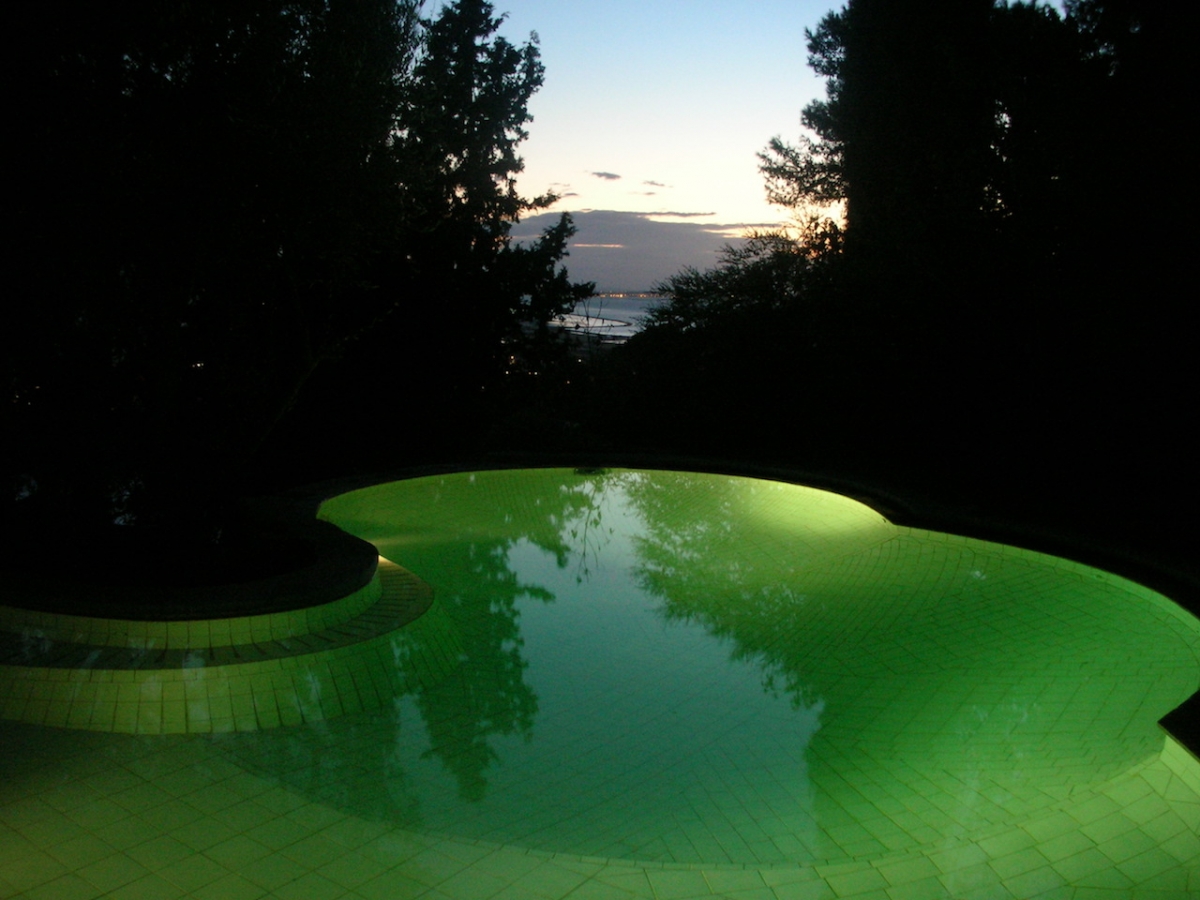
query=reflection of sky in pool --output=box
[308,468,1200,865]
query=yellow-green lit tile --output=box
[272,869,346,900]
[157,853,230,893]
[189,871,270,900]
[643,868,710,899]
[355,868,434,900]
[169,816,239,853]
[824,865,888,897]
[874,856,940,887]
[247,816,310,851]
[1080,811,1139,845]
[43,699,72,728]
[64,797,129,831]
[77,852,153,893]
[1114,846,1186,885]
[21,872,105,900]
[278,832,352,869]
[108,871,189,900]
[188,621,212,647]
[125,834,194,871]
[202,835,273,870]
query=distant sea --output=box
[557,292,665,342]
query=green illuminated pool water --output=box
[2,468,1198,899]
[309,468,1200,866]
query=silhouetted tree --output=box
[758,9,849,213]
[386,0,591,381]
[4,0,589,552]
[614,0,1195,501]
[643,224,842,337]
[7,0,423,537]
[268,0,593,472]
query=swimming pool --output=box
[2,468,1198,898]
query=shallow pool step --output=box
[0,559,461,733]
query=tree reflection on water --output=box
[218,471,603,822]
[218,470,1197,861]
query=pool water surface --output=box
[314,469,1200,863]
[2,468,1199,898]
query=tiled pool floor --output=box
[3,469,1200,898]
[1,719,1198,899]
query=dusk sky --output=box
[490,0,838,290]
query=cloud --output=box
[590,171,622,181]
[643,180,668,188]
[511,209,755,291]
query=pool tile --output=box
[823,865,888,897]
[352,866,434,899]
[1000,862,1067,898]
[1080,809,1140,845]
[1115,845,1188,884]
[156,853,229,893]
[124,834,194,871]
[591,868,656,896]
[189,871,271,900]
[21,871,105,900]
[644,868,712,898]
[162,820,231,854]
[766,879,836,900]
[315,849,394,890]
[1071,861,1135,890]
[63,797,130,832]
[106,871,189,900]
[272,869,346,900]
[5,473,1200,900]
[873,855,940,887]
[202,834,273,869]
[247,815,310,851]
[76,851,152,893]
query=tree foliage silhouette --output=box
[395,0,591,362]
[4,0,589,545]
[616,0,1194,485]
[270,0,594,472]
[8,0,422,531]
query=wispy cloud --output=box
[643,180,668,188]
[590,171,622,181]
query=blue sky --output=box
[480,0,840,290]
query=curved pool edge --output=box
[304,452,1200,609]
[0,560,457,734]
[313,457,1200,761]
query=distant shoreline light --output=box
[590,291,666,299]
